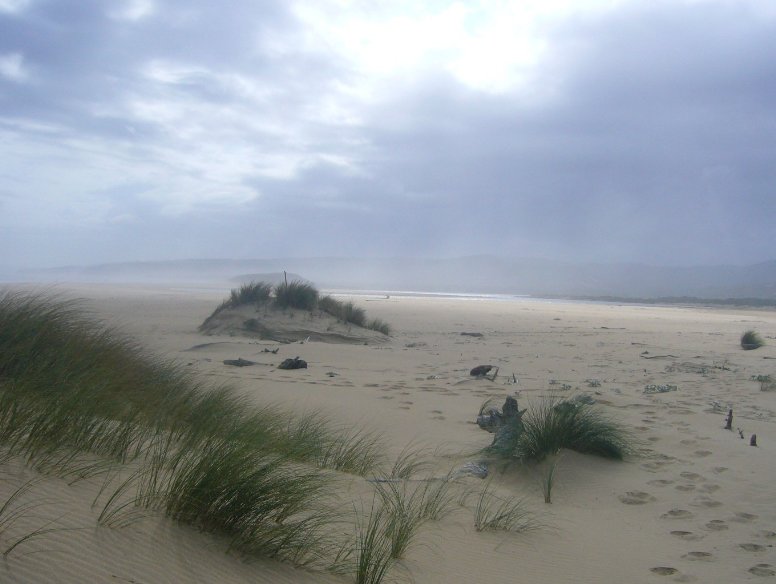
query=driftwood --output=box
[725,409,733,430]
[223,358,256,367]
[750,434,758,447]
[470,365,499,381]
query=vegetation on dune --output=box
[273,281,319,311]
[486,396,633,463]
[0,291,392,569]
[741,330,765,350]
[204,281,393,335]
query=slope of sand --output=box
[2,282,776,583]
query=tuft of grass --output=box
[741,330,765,350]
[520,398,633,461]
[473,481,537,532]
[367,318,392,336]
[333,501,396,584]
[541,457,558,504]
[489,397,633,463]
[274,281,319,311]
[374,475,457,559]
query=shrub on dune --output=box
[741,330,764,350]
[487,396,633,462]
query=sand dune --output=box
[2,282,775,583]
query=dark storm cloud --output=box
[0,0,774,268]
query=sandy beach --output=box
[2,283,775,583]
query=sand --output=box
[2,282,776,583]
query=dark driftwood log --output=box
[750,434,758,447]
[223,358,256,367]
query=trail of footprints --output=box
[626,445,775,579]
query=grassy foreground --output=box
[0,291,387,568]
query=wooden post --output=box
[724,409,733,430]
[284,270,288,286]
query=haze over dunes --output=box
[11,257,776,301]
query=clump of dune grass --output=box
[0,291,390,567]
[274,281,319,311]
[332,501,396,584]
[517,398,633,461]
[486,396,633,463]
[741,330,765,350]
[473,481,537,532]
[367,318,392,336]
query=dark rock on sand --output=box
[278,357,307,370]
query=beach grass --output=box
[274,281,319,311]
[473,481,537,532]
[0,291,388,567]
[741,330,765,350]
[485,396,633,462]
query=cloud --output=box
[0,52,29,82]
[0,0,774,267]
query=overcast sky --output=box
[1,0,774,269]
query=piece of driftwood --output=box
[223,358,256,367]
[725,409,733,430]
[460,332,484,338]
[470,365,499,381]
[750,434,757,447]
[640,354,679,359]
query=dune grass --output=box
[486,396,633,463]
[333,501,396,584]
[473,481,537,532]
[205,283,393,335]
[741,330,765,350]
[0,291,390,567]
[274,281,319,311]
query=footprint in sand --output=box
[675,484,696,492]
[691,497,722,509]
[732,512,759,523]
[679,472,705,482]
[650,566,679,576]
[740,543,767,552]
[698,484,720,493]
[681,551,714,562]
[749,564,776,577]
[758,530,776,539]
[648,479,675,487]
[619,491,656,505]
[662,508,694,520]
[705,520,728,531]
[671,530,704,541]
[692,450,713,458]
[712,466,728,474]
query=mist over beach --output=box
[2,1,776,582]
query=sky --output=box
[1,0,775,269]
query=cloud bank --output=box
[1,0,774,268]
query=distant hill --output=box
[11,257,776,301]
